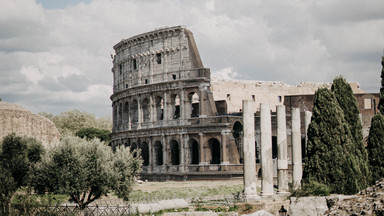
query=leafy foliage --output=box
[39,110,112,135]
[367,114,384,182]
[303,88,364,194]
[290,180,331,197]
[331,76,371,188]
[75,127,111,143]
[0,134,44,215]
[33,135,141,209]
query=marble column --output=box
[277,105,289,193]
[260,103,274,197]
[242,100,259,200]
[292,108,302,189]
[199,133,206,165]
[179,134,185,173]
[221,130,230,165]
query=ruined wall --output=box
[0,102,60,148]
[211,80,365,113]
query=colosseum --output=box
[110,26,379,180]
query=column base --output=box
[260,191,275,197]
[277,191,290,194]
[221,161,230,165]
[244,194,260,201]
[199,162,208,165]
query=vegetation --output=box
[76,127,111,143]
[0,134,44,215]
[39,110,112,135]
[367,57,384,183]
[33,135,142,209]
[303,88,365,194]
[331,76,371,188]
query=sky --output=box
[1,0,384,117]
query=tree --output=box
[331,76,371,188]
[76,127,111,143]
[379,57,384,113]
[0,134,44,215]
[33,135,141,209]
[303,88,363,194]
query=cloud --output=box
[1,0,383,117]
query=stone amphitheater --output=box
[0,101,60,148]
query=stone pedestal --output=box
[242,100,259,200]
[277,105,289,194]
[292,108,302,189]
[260,103,274,197]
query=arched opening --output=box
[142,98,150,122]
[171,94,180,119]
[155,96,163,120]
[118,103,123,126]
[188,92,199,117]
[140,142,149,166]
[131,142,138,158]
[208,138,221,164]
[233,121,243,163]
[131,99,138,123]
[154,141,163,165]
[123,102,129,124]
[188,139,199,164]
[170,140,180,165]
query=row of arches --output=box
[113,91,200,129]
[128,138,222,167]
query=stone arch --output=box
[131,99,138,123]
[188,139,199,165]
[123,101,129,124]
[188,92,199,117]
[154,141,163,165]
[208,138,221,164]
[155,96,164,120]
[170,140,180,165]
[118,103,123,126]
[140,141,149,166]
[233,121,243,163]
[142,98,150,122]
[171,94,180,119]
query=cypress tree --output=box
[331,76,371,188]
[367,56,384,183]
[304,88,362,194]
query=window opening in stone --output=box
[125,83,129,89]
[272,136,277,159]
[252,95,255,101]
[227,94,231,101]
[188,92,199,118]
[156,53,161,64]
[278,96,282,102]
[172,74,176,80]
[119,64,123,74]
[155,96,164,120]
[208,138,221,164]
[123,102,129,124]
[131,99,138,123]
[233,121,243,163]
[170,140,180,165]
[172,94,180,119]
[142,98,150,122]
[188,139,199,165]
[154,141,163,165]
[145,79,148,84]
[133,59,137,70]
[141,142,149,166]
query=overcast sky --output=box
[1,0,384,117]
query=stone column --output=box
[199,133,206,165]
[179,134,185,173]
[277,105,289,193]
[161,134,168,172]
[163,92,169,121]
[137,98,142,129]
[221,130,230,165]
[242,100,259,200]
[291,108,302,189]
[148,138,153,173]
[180,90,185,120]
[260,103,274,197]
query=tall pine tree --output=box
[331,76,371,189]
[368,56,384,183]
[304,88,363,194]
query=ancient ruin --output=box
[0,102,60,148]
[110,26,380,180]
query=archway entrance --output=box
[170,140,180,165]
[208,138,221,164]
[154,141,163,165]
[188,139,199,164]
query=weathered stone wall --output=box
[0,102,60,148]
[211,80,365,113]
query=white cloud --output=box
[1,0,383,116]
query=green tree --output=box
[0,134,44,215]
[33,135,141,209]
[303,88,363,194]
[379,57,384,113]
[76,127,111,143]
[331,76,371,188]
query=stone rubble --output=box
[326,178,384,216]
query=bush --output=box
[290,181,331,197]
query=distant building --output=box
[110,26,378,180]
